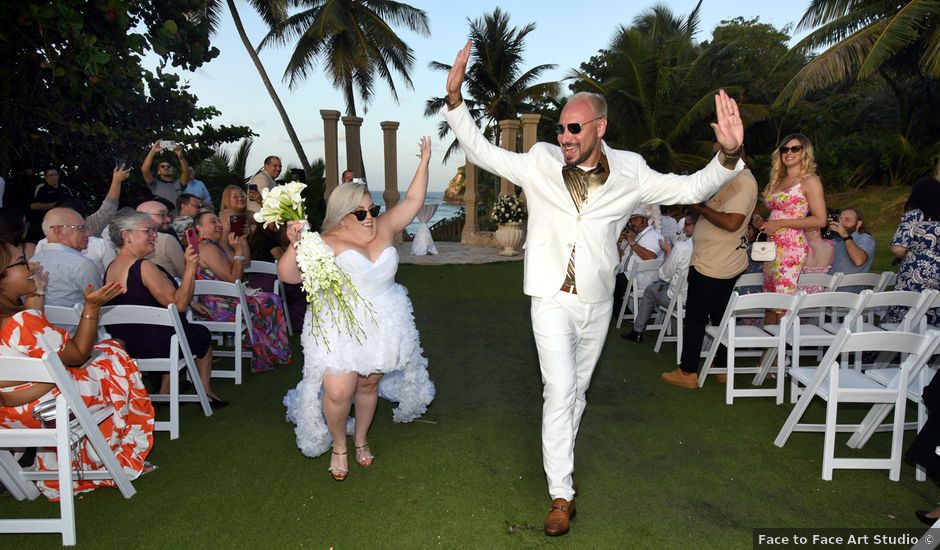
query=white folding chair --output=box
[243,260,293,336]
[0,336,136,545]
[760,291,871,401]
[833,272,888,292]
[775,328,940,481]
[615,257,663,328]
[188,279,255,385]
[699,291,804,404]
[652,276,686,364]
[42,305,80,333]
[797,272,842,292]
[99,304,212,439]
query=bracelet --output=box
[445,95,463,110]
[233,255,247,261]
[33,290,46,297]
[843,235,853,241]
[81,313,99,321]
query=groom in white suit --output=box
[443,40,745,536]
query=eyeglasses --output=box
[129,228,158,236]
[778,145,804,154]
[553,117,602,135]
[145,211,170,219]
[51,224,87,232]
[158,164,172,169]
[349,205,381,221]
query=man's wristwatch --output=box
[445,95,463,110]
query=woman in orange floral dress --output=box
[755,133,828,325]
[0,241,154,500]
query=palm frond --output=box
[858,0,940,78]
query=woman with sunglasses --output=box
[191,211,291,373]
[103,211,225,407]
[279,137,436,480]
[755,133,828,324]
[0,239,155,499]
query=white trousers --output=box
[530,291,612,500]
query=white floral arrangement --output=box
[253,182,372,349]
[490,194,527,224]
[253,181,307,228]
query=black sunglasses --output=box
[350,205,381,221]
[778,145,804,154]
[3,258,27,274]
[553,117,602,135]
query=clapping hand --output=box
[84,282,124,307]
[27,261,49,294]
[710,89,743,155]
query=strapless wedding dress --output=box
[284,246,435,457]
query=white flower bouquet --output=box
[490,194,527,224]
[254,182,371,349]
[253,181,307,228]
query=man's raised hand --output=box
[710,89,743,155]
[445,40,472,107]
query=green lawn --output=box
[1,257,933,549]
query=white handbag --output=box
[750,231,776,262]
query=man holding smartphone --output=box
[247,155,282,212]
[142,139,190,207]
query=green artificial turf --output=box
[1,259,934,549]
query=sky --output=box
[178,1,810,192]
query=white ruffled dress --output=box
[284,246,435,457]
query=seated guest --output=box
[828,207,875,276]
[0,208,35,260]
[31,208,101,307]
[218,185,251,256]
[192,211,291,373]
[246,222,286,291]
[103,211,226,407]
[619,207,665,295]
[798,226,835,294]
[0,241,155,500]
[172,192,204,245]
[622,213,697,342]
[136,201,185,279]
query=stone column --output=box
[520,113,541,152]
[320,110,340,199]
[381,121,402,244]
[519,113,541,205]
[498,119,521,196]
[461,161,479,242]
[341,115,364,180]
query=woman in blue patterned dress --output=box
[885,171,940,325]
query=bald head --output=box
[42,207,89,250]
[137,201,171,230]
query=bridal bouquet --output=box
[253,181,307,228]
[253,183,371,349]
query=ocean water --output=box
[369,191,462,235]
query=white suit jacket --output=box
[444,102,742,303]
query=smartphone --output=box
[229,214,246,236]
[247,183,258,193]
[185,228,200,254]
[114,158,126,169]
[159,139,176,151]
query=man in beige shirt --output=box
[661,164,758,389]
[246,156,282,212]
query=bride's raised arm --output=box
[378,137,431,235]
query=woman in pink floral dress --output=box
[755,133,828,324]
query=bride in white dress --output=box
[278,137,435,480]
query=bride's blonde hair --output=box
[322,183,369,233]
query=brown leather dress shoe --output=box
[544,498,576,536]
[661,368,699,389]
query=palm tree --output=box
[258,0,430,117]
[199,137,254,200]
[775,0,940,108]
[567,2,748,173]
[192,1,315,177]
[424,8,559,162]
